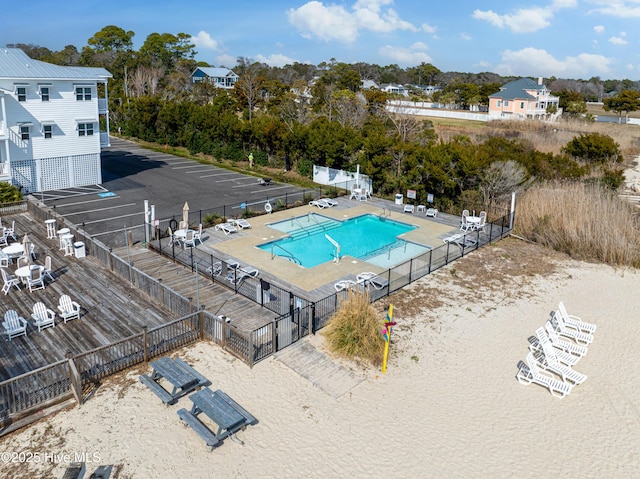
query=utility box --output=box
[395,194,403,205]
[74,241,86,258]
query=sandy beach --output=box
[2,238,639,479]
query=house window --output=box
[16,87,27,102]
[40,86,50,102]
[497,100,501,107]
[43,125,53,139]
[520,102,525,109]
[75,87,92,101]
[20,125,30,140]
[504,101,509,107]
[78,123,94,136]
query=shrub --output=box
[323,289,385,367]
[0,182,23,203]
[562,133,621,163]
[203,212,220,226]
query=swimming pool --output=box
[260,213,430,268]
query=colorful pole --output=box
[381,304,396,374]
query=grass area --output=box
[513,181,640,267]
[585,103,640,119]
[324,290,385,367]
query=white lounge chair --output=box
[425,208,438,218]
[3,310,28,340]
[323,198,339,207]
[309,199,329,209]
[532,348,587,386]
[443,233,477,248]
[58,295,81,323]
[548,316,594,346]
[557,302,596,334]
[214,222,238,235]
[1,268,21,295]
[403,204,415,214]
[531,327,580,366]
[31,302,56,331]
[225,266,259,284]
[356,272,389,290]
[334,279,357,292]
[516,352,573,398]
[230,218,252,229]
[544,322,588,357]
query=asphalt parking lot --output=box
[40,138,307,244]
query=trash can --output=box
[395,194,403,205]
[73,241,86,258]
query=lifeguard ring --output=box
[264,202,272,214]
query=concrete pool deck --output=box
[199,199,456,292]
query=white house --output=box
[0,48,112,193]
[191,67,239,89]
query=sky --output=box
[3,0,640,80]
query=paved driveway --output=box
[40,138,306,244]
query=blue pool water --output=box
[260,214,427,268]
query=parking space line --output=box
[81,211,143,225]
[48,196,120,208]
[185,169,218,174]
[231,181,265,188]
[199,172,237,178]
[63,203,137,216]
[215,177,250,183]
[172,164,207,169]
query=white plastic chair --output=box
[5,220,16,241]
[28,267,45,292]
[58,294,81,323]
[557,302,596,334]
[3,310,28,340]
[182,229,197,248]
[193,224,203,244]
[1,268,20,295]
[43,255,55,282]
[31,302,56,331]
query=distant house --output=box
[0,48,112,193]
[488,77,560,120]
[191,67,239,89]
[361,79,379,90]
[381,83,409,97]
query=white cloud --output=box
[609,36,628,45]
[255,53,298,67]
[216,54,236,68]
[588,1,640,17]
[460,33,472,41]
[473,0,576,33]
[287,0,416,43]
[495,47,613,77]
[378,44,431,65]
[411,41,427,50]
[593,25,605,34]
[421,22,437,34]
[191,31,220,51]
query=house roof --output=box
[488,77,543,100]
[0,48,112,80]
[193,67,238,78]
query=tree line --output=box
[8,25,628,208]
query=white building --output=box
[191,67,239,89]
[0,48,112,193]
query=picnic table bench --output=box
[139,357,210,405]
[177,388,258,450]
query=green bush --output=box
[0,182,23,203]
[562,133,621,163]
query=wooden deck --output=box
[0,214,270,381]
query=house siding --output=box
[0,49,110,192]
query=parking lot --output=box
[40,138,307,244]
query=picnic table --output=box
[177,388,258,450]
[139,357,210,405]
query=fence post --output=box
[66,351,83,407]
[428,248,433,274]
[199,306,206,340]
[248,330,255,368]
[142,326,148,363]
[311,303,317,334]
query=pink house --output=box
[488,77,560,120]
